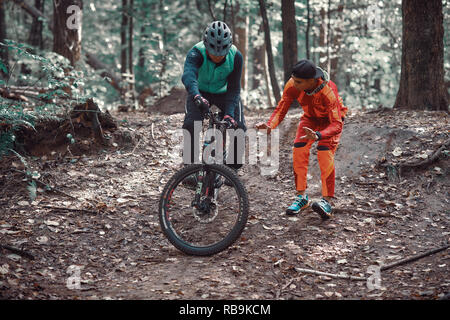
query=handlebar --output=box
[206,111,228,126]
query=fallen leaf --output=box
[392,147,402,157]
[0,264,9,275]
[67,170,79,177]
[417,153,428,159]
[44,220,59,226]
[36,236,48,244]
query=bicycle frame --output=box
[192,111,229,212]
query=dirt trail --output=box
[0,107,448,300]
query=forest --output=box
[0,0,449,303]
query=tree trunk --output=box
[305,0,311,60]
[52,0,82,66]
[206,0,217,20]
[394,0,448,111]
[128,0,133,77]
[330,2,344,81]
[121,0,128,75]
[29,0,44,49]
[326,0,331,75]
[85,52,123,94]
[0,0,9,79]
[252,22,265,90]
[263,52,273,108]
[158,0,167,97]
[138,24,146,70]
[319,7,327,69]
[281,0,297,83]
[258,0,281,103]
[19,0,45,82]
[233,1,248,103]
[222,0,229,23]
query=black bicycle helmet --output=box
[203,21,233,57]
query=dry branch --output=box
[295,267,366,281]
[42,205,97,214]
[380,243,449,272]
[0,87,29,102]
[333,207,392,217]
[0,244,35,260]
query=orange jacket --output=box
[267,78,348,139]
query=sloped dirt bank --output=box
[8,99,139,161]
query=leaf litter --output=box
[0,107,449,299]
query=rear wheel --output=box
[159,164,249,256]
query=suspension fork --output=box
[191,166,215,208]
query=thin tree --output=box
[29,0,45,50]
[158,0,167,97]
[330,1,344,81]
[128,0,134,78]
[121,0,128,75]
[394,0,448,111]
[233,1,248,98]
[252,21,265,90]
[19,0,46,82]
[281,0,297,83]
[319,7,327,69]
[0,0,8,78]
[258,0,281,103]
[252,20,272,107]
[305,0,311,60]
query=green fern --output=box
[27,180,37,202]
[0,40,92,159]
[0,132,15,157]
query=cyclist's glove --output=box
[193,94,210,117]
[223,115,238,129]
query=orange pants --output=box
[293,117,342,198]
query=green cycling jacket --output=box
[194,41,237,94]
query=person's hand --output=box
[255,122,271,134]
[193,94,210,117]
[223,115,238,129]
[299,127,318,140]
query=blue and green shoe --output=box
[312,198,332,220]
[286,194,309,215]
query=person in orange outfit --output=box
[256,59,347,220]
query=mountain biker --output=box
[181,21,246,183]
[256,59,348,220]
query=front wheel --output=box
[159,164,249,256]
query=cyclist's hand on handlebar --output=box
[223,115,238,129]
[194,94,210,117]
[255,122,272,134]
